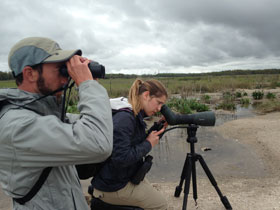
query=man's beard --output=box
[36,74,64,103]
[37,75,53,96]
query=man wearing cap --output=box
[0,37,113,209]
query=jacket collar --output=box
[0,88,62,117]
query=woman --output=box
[91,79,168,210]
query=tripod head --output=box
[186,124,199,144]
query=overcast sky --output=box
[1,0,280,75]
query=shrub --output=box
[166,97,209,114]
[223,91,236,101]
[235,91,242,98]
[240,98,250,105]
[194,103,210,112]
[216,91,236,111]
[266,92,276,99]
[252,91,264,100]
[243,92,248,96]
[216,102,236,111]
[201,94,211,104]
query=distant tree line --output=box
[105,69,280,79]
[153,69,280,78]
[1,69,280,81]
[0,71,13,80]
[203,69,280,76]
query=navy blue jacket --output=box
[92,110,152,192]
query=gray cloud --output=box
[0,0,280,74]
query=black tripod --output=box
[174,124,232,210]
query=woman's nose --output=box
[157,105,162,112]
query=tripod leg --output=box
[197,154,232,210]
[191,157,198,205]
[174,152,189,197]
[182,154,193,210]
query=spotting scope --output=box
[160,104,216,126]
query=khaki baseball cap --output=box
[8,37,82,77]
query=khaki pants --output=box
[93,178,168,210]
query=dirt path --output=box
[155,111,280,210]
[1,112,280,210]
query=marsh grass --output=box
[1,74,279,96]
[99,78,135,98]
[253,100,280,113]
[157,74,280,96]
[240,98,250,106]
[1,73,280,113]
[216,91,236,111]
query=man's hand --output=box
[66,55,93,86]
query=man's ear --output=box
[22,66,38,82]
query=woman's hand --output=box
[146,127,165,147]
[160,116,169,129]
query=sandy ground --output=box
[1,111,280,210]
[152,111,280,210]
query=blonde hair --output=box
[128,79,168,116]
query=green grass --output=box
[0,80,16,88]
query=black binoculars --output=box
[59,61,105,78]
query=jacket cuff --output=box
[143,140,152,154]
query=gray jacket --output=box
[0,80,113,210]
